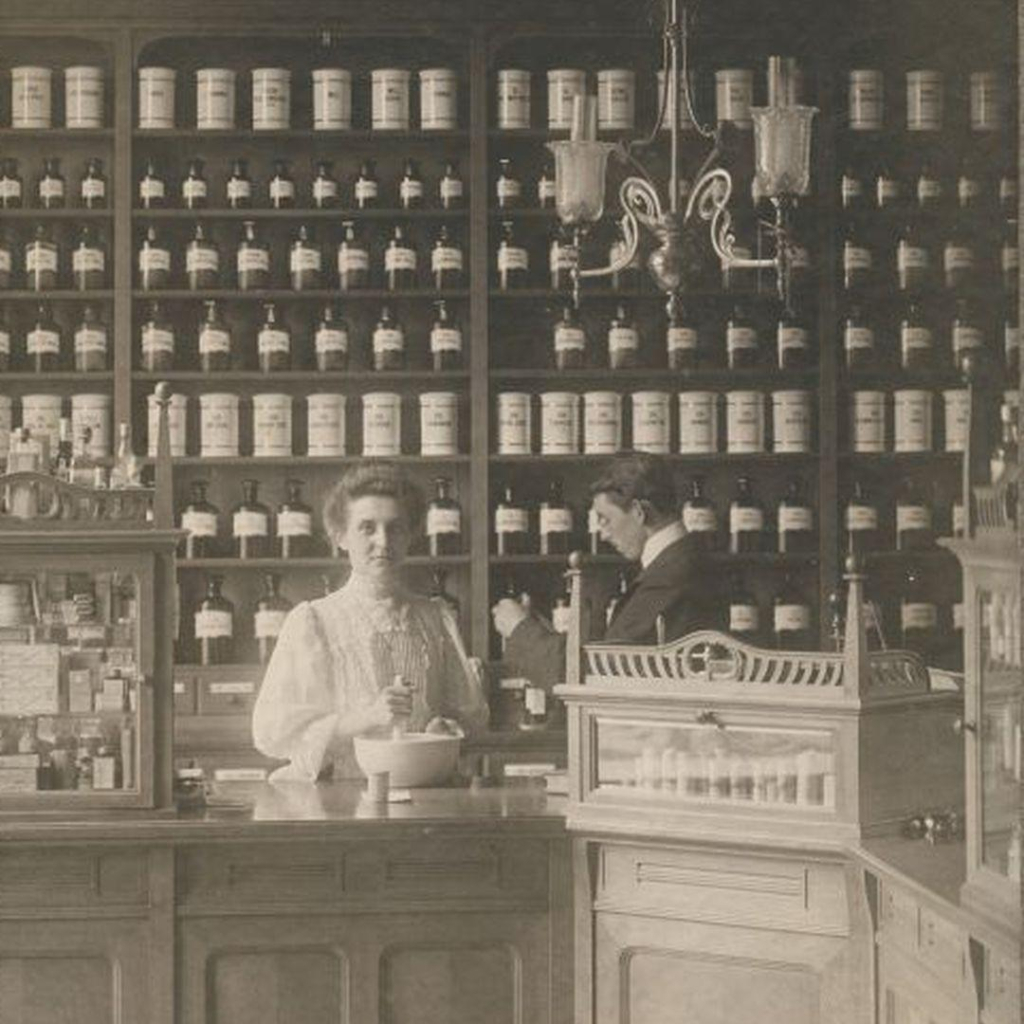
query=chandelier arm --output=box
[620,176,665,232]
[690,169,777,269]
[577,212,640,278]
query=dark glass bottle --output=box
[225,158,253,209]
[180,479,220,558]
[607,303,640,370]
[258,302,290,372]
[840,165,866,212]
[71,225,106,290]
[25,224,58,291]
[537,161,556,209]
[0,234,11,290]
[255,574,292,664]
[384,224,418,290]
[268,159,296,210]
[429,569,460,615]
[73,305,108,372]
[726,303,759,370]
[195,575,234,666]
[1001,218,1018,293]
[944,219,977,290]
[874,164,901,211]
[844,480,880,554]
[232,479,271,559]
[666,298,700,370]
[1005,305,1020,379]
[438,158,464,210]
[198,299,232,372]
[496,157,521,209]
[237,220,271,290]
[138,159,166,209]
[311,160,339,209]
[777,305,812,370]
[495,482,530,555]
[539,479,573,555]
[431,224,464,290]
[138,225,171,290]
[290,224,322,291]
[372,304,405,371]
[337,221,370,291]
[843,304,875,371]
[990,401,1020,485]
[900,566,939,657]
[773,575,812,650]
[681,477,718,551]
[896,217,930,292]
[353,160,379,209]
[956,157,984,212]
[430,299,462,371]
[900,301,934,371]
[426,477,462,556]
[54,416,73,479]
[36,157,65,209]
[549,227,575,291]
[777,478,815,553]
[553,304,586,370]
[0,158,23,209]
[0,306,10,372]
[951,299,984,368]
[399,158,424,210]
[915,162,944,213]
[497,220,529,289]
[78,157,107,209]
[186,223,219,290]
[729,476,765,553]
[181,158,208,210]
[277,479,314,558]
[727,572,760,642]
[314,304,349,372]
[26,302,60,372]
[895,477,933,550]
[842,223,873,291]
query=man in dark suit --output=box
[492,453,709,691]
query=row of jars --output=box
[0,157,108,209]
[137,66,459,131]
[0,392,112,459]
[7,65,106,129]
[846,387,983,453]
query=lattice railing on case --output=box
[0,473,153,524]
[866,650,932,693]
[973,466,1018,535]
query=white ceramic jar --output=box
[942,389,970,452]
[725,390,764,453]
[420,68,458,130]
[848,69,884,130]
[906,70,943,131]
[12,66,52,129]
[419,391,458,455]
[583,391,622,454]
[597,68,635,130]
[547,68,586,130]
[65,66,104,128]
[199,392,240,457]
[147,392,187,456]
[306,393,346,456]
[715,68,753,128]
[497,69,531,129]
[893,389,933,452]
[70,393,111,457]
[850,390,887,452]
[196,68,236,130]
[138,67,176,129]
[312,68,352,130]
[678,391,719,453]
[771,390,812,453]
[497,392,532,454]
[540,391,580,454]
[631,391,671,453]
[20,394,62,451]
[252,68,291,130]
[656,69,696,131]
[252,393,293,456]
[362,392,402,455]
[371,68,410,130]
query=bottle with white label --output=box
[773,574,812,650]
[874,164,901,211]
[138,159,166,210]
[373,304,405,371]
[26,302,61,372]
[195,575,234,666]
[666,298,700,370]
[277,479,314,558]
[951,299,984,368]
[956,156,984,213]
[895,477,933,551]
[354,160,379,210]
[777,305,812,371]
[0,307,10,372]
[944,219,977,290]
[72,224,106,291]
[497,219,529,290]
[840,164,867,212]
[258,302,290,372]
[0,233,11,290]
[399,158,424,210]
[844,480,880,554]
[36,157,66,210]
[549,227,576,291]
[728,572,760,642]
[896,217,930,292]
[1005,306,1019,377]
[438,158,465,210]
[537,161,556,209]
[900,301,933,371]
[495,482,530,555]
[431,224,464,290]
[73,304,108,372]
[900,566,938,657]
[138,225,171,290]
[225,158,253,210]
[0,158,23,209]
[180,158,207,211]
[384,224,418,290]
[315,304,349,372]
[553,303,586,370]
[25,224,59,291]
[198,299,232,372]
[232,479,271,559]
[268,159,295,210]
[496,156,522,209]
[681,477,718,551]
[186,223,219,290]
[726,303,759,370]
[915,161,944,213]
[255,573,292,664]
[237,220,271,290]
[1001,218,1018,293]
[729,476,765,553]
[337,220,370,291]
[311,160,339,210]
[180,479,220,558]
[843,223,873,291]
[843,304,875,371]
[427,476,462,556]
[777,478,815,553]
[607,303,640,370]
[78,157,107,210]
[290,224,322,291]
[989,402,1019,486]
[431,299,462,371]
[539,478,573,555]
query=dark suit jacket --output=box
[503,533,708,691]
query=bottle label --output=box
[385,246,417,272]
[917,178,942,202]
[73,248,105,273]
[0,330,9,355]
[254,609,288,639]
[876,179,899,205]
[426,508,461,536]
[277,510,312,537]
[26,245,58,273]
[182,510,217,537]
[682,506,716,532]
[0,179,21,200]
[540,508,572,534]
[186,246,219,273]
[258,329,290,354]
[195,609,233,638]
[774,603,811,631]
[354,179,378,202]
[901,325,932,352]
[495,508,529,533]
[554,325,585,352]
[430,327,462,353]
[227,179,252,201]
[199,327,230,354]
[944,245,975,271]
[524,685,547,715]
[1006,325,1020,356]
[841,175,863,205]
[238,248,270,273]
[313,178,338,202]
[74,327,107,353]
[140,178,165,200]
[727,326,758,351]
[1002,244,1019,273]
[497,178,521,201]
[958,178,981,204]
[81,178,105,201]
[778,507,813,532]
[400,179,424,203]
[778,326,809,351]
[608,326,639,352]
[667,326,698,351]
[550,242,575,271]
[844,244,872,270]
[952,503,965,534]
[431,246,463,272]
[290,246,322,273]
[338,247,370,273]
[845,504,878,530]
[139,247,171,272]
[897,243,929,270]
[538,178,556,202]
[498,245,529,271]
[315,327,348,354]
[233,510,268,538]
[27,328,59,355]
[373,327,404,353]
[953,325,983,353]
[39,178,64,200]
[0,250,10,273]
[1000,177,1017,204]
[440,177,463,201]
[902,602,937,630]
[897,505,932,531]
[269,179,295,201]
[845,325,874,351]
[182,179,207,201]
[730,507,764,532]
[730,604,759,631]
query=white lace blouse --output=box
[252,575,489,781]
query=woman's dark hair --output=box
[588,452,678,520]
[322,461,425,536]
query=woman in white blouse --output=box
[252,463,488,782]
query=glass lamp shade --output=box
[750,105,817,198]
[546,140,616,226]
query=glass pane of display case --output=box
[0,567,141,797]
[979,588,1022,879]
[594,718,836,811]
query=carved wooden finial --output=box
[842,556,870,697]
[153,382,173,530]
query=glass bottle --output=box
[990,401,1019,485]
[777,478,815,553]
[956,156,984,212]
[681,477,718,551]
[36,157,65,209]
[268,159,295,210]
[26,302,60,372]
[728,476,765,553]
[726,302,759,370]
[399,158,424,210]
[495,482,530,555]
[258,302,290,372]
[951,299,984,368]
[874,164,901,211]
[198,299,232,372]
[604,571,631,630]
[79,157,107,209]
[353,159,379,209]
[109,421,141,489]
[73,305,108,372]
[430,299,462,371]
[844,480,879,554]
[727,572,760,642]
[138,225,171,290]
[237,220,271,291]
[496,157,521,209]
[607,303,639,370]
[195,575,235,666]
[549,227,575,291]
[0,306,10,372]
[232,479,271,559]
[915,162,944,212]
[426,476,462,556]
[773,575,812,650]
[666,298,700,370]
[431,224,464,290]
[1001,218,1018,293]
[899,301,934,371]
[999,167,1018,219]
[497,219,529,289]
[429,568,460,615]
[71,224,106,290]
[311,160,339,209]
[25,224,58,291]
[290,224,322,290]
[372,304,405,371]
[337,221,370,291]
[843,304,875,371]
[54,416,73,480]
[0,158,23,209]
[537,160,556,209]
[186,223,219,290]
[895,477,933,550]
[138,159,166,209]
[539,479,573,555]
[839,165,866,212]
[384,224,418,290]
[277,479,314,558]
[777,304,811,370]
[0,233,11,290]
[225,158,253,209]
[180,479,220,558]
[900,566,938,657]
[896,216,930,292]
[180,158,207,210]
[1005,305,1020,378]
[943,219,977,290]
[842,223,873,291]
[255,574,292,664]
[553,303,586,370]
[438,158,464,209]
[314,304,349,372]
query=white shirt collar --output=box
[640,520,685,569]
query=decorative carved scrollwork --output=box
[0,473,153,524]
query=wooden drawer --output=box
[879,880,919,953]
[0,849,149,911]
[985,943,1021,1024]
[918,905,965,983]
[195,668,261,716]
[595,843,849,936]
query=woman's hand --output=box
[425,716,464,737]
[367,680,414,728]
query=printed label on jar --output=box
[0,179,21,201]
[140,178,165,201]
[254,609,288,639]
[400,179,424,203]
[354,179,378,203]
[779,507,813,532]
[315,327,348,354]
[73,248,105,273]
[313,179,338,203]
[384,247,417,272]
[917,178,942,202]
[498,245,528,271]
[182,510,217,537]
[0,330,9,355]
[495,508,529,533]
[440,178,463,201]
[39,179,64,200]
[290,247,322,272]
[682,506,717,532]
[74,328,107,353]
[778,326,808,351]
[27,328,59,354]
[538,178,556,202]
[427,508,461,535]
[182,179,207,202]
[876,179,899,205]
[81,179,105,201]
[944,245,975,270]
[845,326,874,350]
[609,326,639,352]
[258,329,290,354]
[958,178,981,204]
[901,602,937,630]
[199,328,230,354]
[952,503,965,534]
[844,244,872,270]
[841,175,863,204]
[233,510,268,537]
[227,179,252,202]
[373,327,404,352]
[26,246,58,272]
[667,326,698,351]
[901,326,932,351]
[730,604,759,631]
[897,505,931,531]
[540,507,572,534]
[730,507,764,532]
[897,243,929,270]
[269,179,295,201]
[524,686,547,715]
[774,604,811,630]
[432,246,463,272]
[238,248,270,273]
[430,327,461,353]
[338,248,369,272]
[277,510,312,537]
[953,326,983,352]
[0,250,11,272]
[727,326,757,351]
[554,325,585,352]
[139,247,171,272]
[497,178,521,201]
[194,609,233,638]
[186,247,219,273]
[845,505,878,530]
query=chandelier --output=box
[547,0,817,311]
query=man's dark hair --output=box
[589,452,678,520]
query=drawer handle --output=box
[695,710,725,729]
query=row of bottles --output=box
[0,157,108,210]
[1,225,109,291]
[0,303,110,372]
[844,478,962,551]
